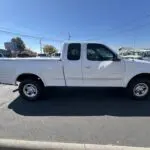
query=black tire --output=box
[19,79,43,101]
[128,78,150,100]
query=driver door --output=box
[82,43,125,87]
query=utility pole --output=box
[68,32,71,40]
[133,38,136,49]
[133,31,136,49]
[39,38,42,53]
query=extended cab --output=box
[0,42,150,101]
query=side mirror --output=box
[113,55,121,61]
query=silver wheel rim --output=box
[133,83,149,97]
[23,84,38,98]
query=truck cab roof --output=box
[63,42,118,54]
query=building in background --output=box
[119,47,150,60]
[4,42,18,53]
[4,42,19,57]
[0,48,11,57]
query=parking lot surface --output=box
[0,85,150,147]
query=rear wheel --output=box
[128,78,150,100]
[19,79,43,101]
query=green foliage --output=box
[11,37,26,52]
[43,45,57,55]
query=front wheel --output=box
[19,79,43,101]
[128,79,150,100]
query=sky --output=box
[0,0,150,52]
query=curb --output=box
[0,139,149,150]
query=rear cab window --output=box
[67,43,81,60]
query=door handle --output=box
[85,66,91,69]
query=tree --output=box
[43,44,57,55]
[11,37,26,52]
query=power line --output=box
[0,29,64,42]
[105,21,150,48]
[0,28,65,53]
[0,29,41,39]
[42,37,63,42]
[113,21,150,35]
[110,14,150,32]
[86,13,150,41]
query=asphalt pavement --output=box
[0,85,150,147]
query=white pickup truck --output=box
[0,42,150,101]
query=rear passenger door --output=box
[63,43,83,86]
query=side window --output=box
[87,44,114,61]
[67,43,81,60]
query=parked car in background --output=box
[0,42,150,101]
[37,53,50,57]
[51,52,61,57]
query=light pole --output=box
[40,38,42,53]
[133,31,136,49]
[68,32,71,40]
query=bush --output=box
[17,49,37,57]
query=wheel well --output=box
[16,73,44,86]
[127,73,150,87]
